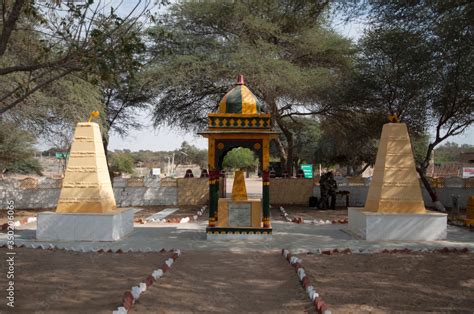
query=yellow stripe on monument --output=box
[241,85,256,114]
[218,92,228,113]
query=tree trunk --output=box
[416,166,445,212]
[354,163,371,176]
[286,136,294,175]
[417,141,445,212]
[274,115,294,175]
[274,137,288,169]
[266,97,292,174]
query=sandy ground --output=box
[0,248,171,313]
[296,252,474,313]
[133,251,313,313]
[271,206,348,222]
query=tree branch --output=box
[0,69,73,114]
[0,0,25,56]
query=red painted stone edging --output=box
[281,249,331,314]
[113,249,182,314]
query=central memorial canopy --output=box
[199,75,278,238]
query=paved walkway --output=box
[2,220,473,253]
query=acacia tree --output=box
[94,21,157,158]
[222,148,257,174]
[315,112,386,175]
[0,1,159,163]
[0,121,42,175]
[347,1,473,209]
[146,0,354,174]
[0,1,154,112]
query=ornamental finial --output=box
[236,74,245,85]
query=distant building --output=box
[427,151,474,177]
[174,164,201,178]
[460,152,474,164]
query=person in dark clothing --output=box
[318,173,328,209]
[326,172,338,210]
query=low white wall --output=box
[0,177,179,209]
[1,176,472,210]
[313,186,474,209]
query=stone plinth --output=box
[37,209,133,241]
[348,207,447,241]
[217,198,261,228]
[207,197,270,240]
[365,123,425,214]
[56,122,116,213]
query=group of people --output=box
[318,171,338,210]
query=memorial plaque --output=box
[228,202,251,227]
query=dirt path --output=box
[297,252,474,313]
[133,251,313,313]
[0,248,171,313]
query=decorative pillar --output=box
[262,170,270,228]
[262,138,270,228]
[208,169,219,227]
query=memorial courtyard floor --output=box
[1,209,473,312]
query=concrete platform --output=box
[4,219,474,252]
[348,207,447,241]
[36,208,134,241]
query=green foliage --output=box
[0,121,42,174]
[347,0,474,174]
[314,112,386,174]
[8,159,43,175]
[109,142,208,175]
[1,1,155,151]
[279,117,321,164]
[352,28,432,136]
[146,1,354,173]
[411,134,430,166]
[95,21,156,149]
[434,142,474,164]
[223,148,257,171]
[147,1,353,130]
[109,152,134,175]
[174,142,208,168]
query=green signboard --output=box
[55,152,69,159]
[300,164,313,179]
